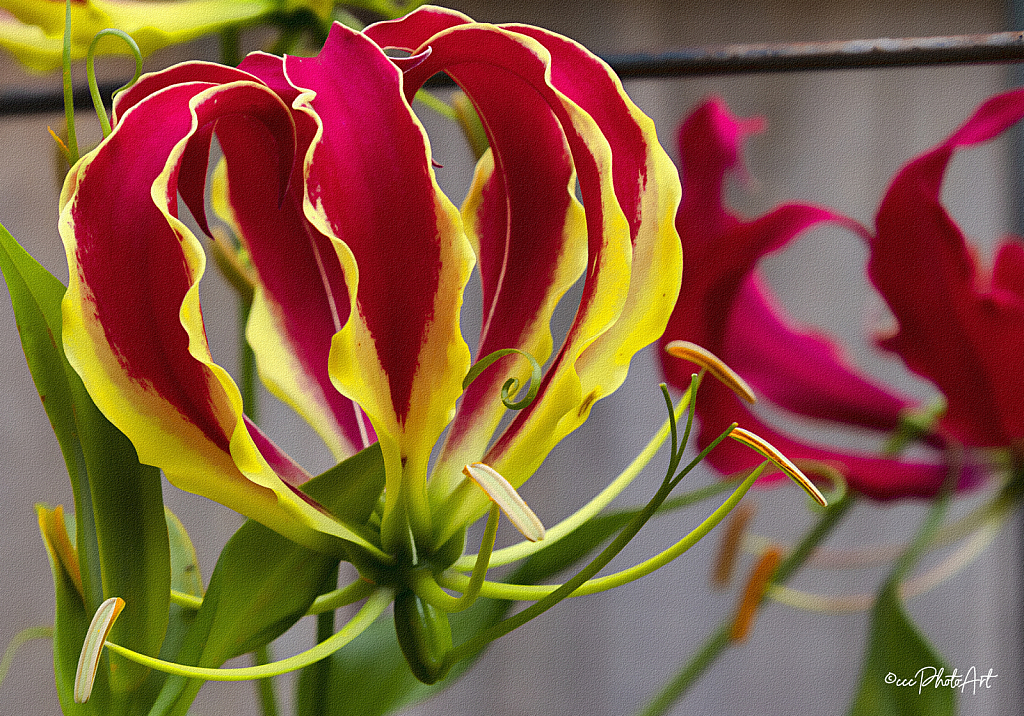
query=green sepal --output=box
[147,443,386,716]
[0,223,169,702]
[128,510,204,704]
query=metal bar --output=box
[604,30,1024,78]
[2,30,1024,116]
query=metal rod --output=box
[604,30,1024,78]
[2,30,1023,117]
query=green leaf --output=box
[141,510,203,700]
[847,579,956,716]
[0,223,169,703]
[0,222,102,608]
[148,444,386,716]
[37,506,107,716]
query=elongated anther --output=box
[711,501,756,588]
[664,340,757,404]
[729,427,828,507]
[463,463,545,542]
[74,597,125,703]
[731,547,783,642]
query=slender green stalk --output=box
[0,626,53,689]
[413,504,500,613]
[442,430,761,673]
[62,0,79,164]
[301,598,337,716]
[252,646,279,716]
[102,590,393,681]
[439,472,761,602]
[219,26,241,68]
[454,391,693,570]
[635,495,856,716]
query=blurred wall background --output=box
[0,1,1019,715]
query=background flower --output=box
[659,97,972,499]
[871,88,1024,451]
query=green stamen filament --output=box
[100,590,392,684]
[411,503,500,613]
[439,465,765,602]
[453,390,693,571]
[768,513,1003,613]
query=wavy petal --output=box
[661,98,909,425]
[370,15,660,541]
[60,75,371,553]
[692,382,974,500]
[284,23,473,548]
[725,276,912,430]
[872,88,1024,446]
[194,51,375,459]
[370,13,679,531]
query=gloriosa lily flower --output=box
[60,6,682,558]
[0,0,332,71]
[871,88,1024,452]
[659,97,983,499]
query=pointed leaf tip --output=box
[462,463,545,542]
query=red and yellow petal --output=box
[283,23,474,549]
[60,73,376,554]
[369,9,681,534]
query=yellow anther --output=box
[729,427,828,507]
[74,597,125,703]
[463,463,545,542]
[664,340,757,404]
[711,501,757,588]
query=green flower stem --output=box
[414,90,458,120]
[453,390,693,571]
[411,504,500,613]
[252,646,279,716]
[635,494,856,716]
[240,312,259,423]
[307,578,378,615]
[770,510,1005,612]
[439,468,762,602]
[219,26,241,67]
[102,589,393,681]
[62,0,79,164]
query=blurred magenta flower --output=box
[871,88,1024,451]
[658,96,997,499]
[59,6,682,553]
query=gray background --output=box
[1,1,1020,714]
